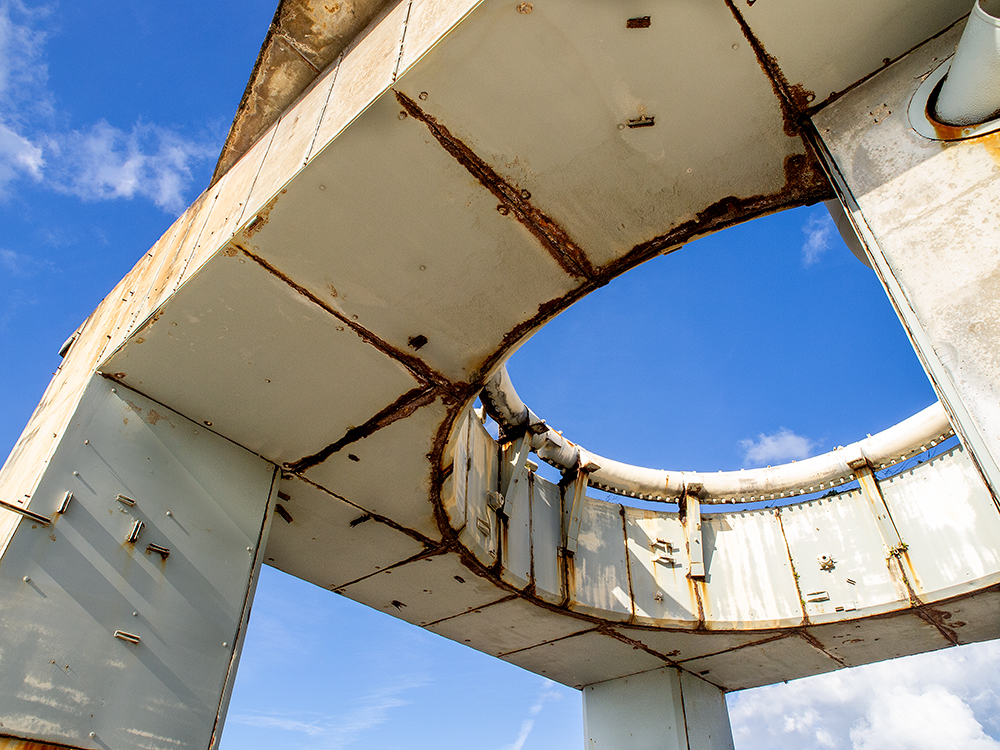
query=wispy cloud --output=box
[0,0,216,211]
[730,639,1000,750]
[232,678,427,749]
[500,680,563,750]
[802,212,835,266]
[740,428,816,466]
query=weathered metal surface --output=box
[0,378,275,748]
[583,668,734,750]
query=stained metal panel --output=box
[302,396,449,541]
[396,0,482,75]
[427,597,591,658]
[931,589,1000,644]
[612,627,779,664]
[242,92,580,383]
[779,491,904,621]
[0,378,274,749]
[103,246,421,467]
[264,475,427,589]
[569,498,632,622]
[530,475,563,606]
[880,445,1000,598]
[700,510,803,628]
[457,413,500,565]
[625,508,699,625]
[680,635,839,692]
[334,551,506,626]
[806,612,952,668]
[501,630,667,689]
[499,441,532,591]
[583,668,689,750]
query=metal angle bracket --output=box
[563,454,600,555]
[682,483,706,579]
[848,457,904,553]
[500,434,531,511]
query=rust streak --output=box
[394,90,596,279]
[286,385,439,472]
[774,508,809,625]
[798,630,846,666]
[619,504,637,623]
[239,245,454,389]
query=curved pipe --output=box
[482,366,954,503]
[935,0,1000,126]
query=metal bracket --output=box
[682,484,705,579]
[500,434,531,510]
[849,458,904,553]
[0,499,51,526]
[563,455,600,555]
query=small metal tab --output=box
[476,517,491,536]
[626,115,655,129]
[114,630,141,644]
[653,554,676,566]
[0,499,51,526]
[127,520,145,543]
[486,490,505,511]
[818,554,836,571]
[58,491,73,514]
[116,494,136,507]
[146,543,170,558]
[806,590,831,603]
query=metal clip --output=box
[126,520,145,543]
[114,630,141,644]
[58,491,73,514]
[0,499,51,526]
[146,543,170,558]
[116,494,136,507]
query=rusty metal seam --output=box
[774,508,809,625]
[420,593,520,628]
[276,30,322,74]
[330,541,452,593]
[304,52,344,164]
[619,504,637,624]
[601,627,682,668]
[391,0,414,82]
[798,630,847,667]
[672,631,792,664]
[496,627,600,658]
[285,385,440,472]
[677,666,692,743]
[289,472,440,547]
[393,90,597,279]
[171,190,220,293]
[238,245,454,389]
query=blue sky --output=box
[1,1,998,748]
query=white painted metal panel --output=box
[612,627,779,664]
[681,670,736,750]
[583,668,689,750]
[780,491,904,620]
[880,445,1000,599]
[700,510,802,628]
[264,475,427,589]
[569,498,632,621]
[0,378,274,749]
[807,612,951,668]
[302,396,449,541]
[103,247,421,467]
[680,634,839,691]
[396,0,482,75]
[427,596,590,658]
[530,475,563,606]
[335,551,505,626]
[501,630,667,689]
[499,441,532,591]
[456,413,500,565]
[625,508,699,625]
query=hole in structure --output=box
[505,205,937,508]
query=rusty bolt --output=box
[497,204,510,215]
[203,420,212,426]
[418,92,428,100]
[806,93,815,103]
[520,189,531,199]
[617,123,625,130]
[516,2,532,13]
[398,110,407,120]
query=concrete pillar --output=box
[582,668,734,750]
[0,376,276,749]
[812,22,1000,504]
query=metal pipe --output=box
[934,0,1000,126]
[481,365,954,503]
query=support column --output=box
[0,376,276,749]
[582,668,734,750]
[812,20,1000,503]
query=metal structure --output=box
[2,1,1000,748]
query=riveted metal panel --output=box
[880,445,1000,599]
[427,596,590,658]
[568,497,631,622]
[780,490,904,621]
[700,510,802,628]
[103,247,421,469]
[0,378,274,749]
[334,551,505,626]
[302,396,449,542]
[264,475,427,589]
[501,630,666,690]
[625,508,699,625]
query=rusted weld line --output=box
[723,0,813,135]
[914,605,961,646]
[774,508,809,625]
[239,246,453,389]
[422,593,520,628]
[286,386,439,472]
[331,543,451,593]
[619,504,637,623]
[394,90,596,279]
[798,630,846,667]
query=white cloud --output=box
[0,1,215,211]
[729,640,1000,750]
[232,678,426,749]
[740,427,816,466]
[500,680,563,750]
[802,212,835,266]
